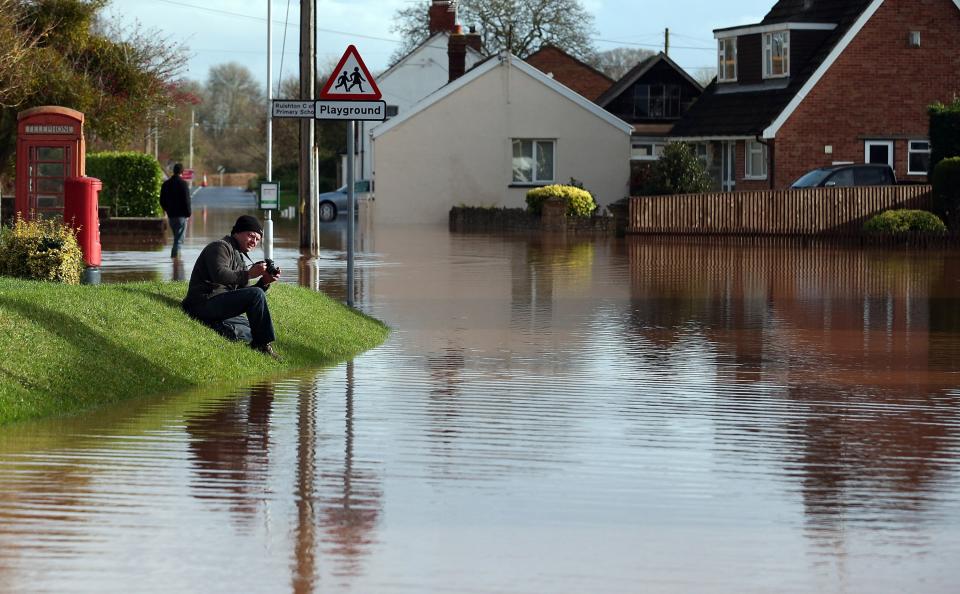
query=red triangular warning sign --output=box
[319,45,382,100]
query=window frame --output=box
[511,139,556,185]
[864,140,894,168]
[907,139,931,175]
[744,140,768,180]
[763,30,790,79]
[631,141,665,161]
[718,37,737,82]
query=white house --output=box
[354,1,484,182]
[371,53,633,225]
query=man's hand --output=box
[262,265,280,285]
[248,261,268,278]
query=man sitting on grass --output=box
[181,215,281,359]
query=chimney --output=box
[465,25,482,53]
[448,24,466,82]
[429,0,456,35]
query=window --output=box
[512,139,555,183]
[718,38,737,82]
[763,31,790,78]
[634,84,682,119]
[745,140,767,179]
[908,140,931,175]
[631,142,665,161]
[865,140,894,167]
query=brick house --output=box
[524,45,615,102]
[670,0,960,191]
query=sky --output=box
[111,0,776,91]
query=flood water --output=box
[2,191,960,593]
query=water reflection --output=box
[3,230,960,592]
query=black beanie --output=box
[231,215,263,236]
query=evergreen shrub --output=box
[0,215,83,284]
[642,142,712,195]
[526,184,596,217]
[86,151,164,216]
[931,157,960,226]
[863,209,946,234]
[929,98,960,171]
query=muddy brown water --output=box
[2,199,960,593]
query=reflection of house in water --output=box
[624,237,960,534]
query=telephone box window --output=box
[37,147,65,161]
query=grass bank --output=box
[0,279,389,425]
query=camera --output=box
[264,258,280,276]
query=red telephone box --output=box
[15,106,86,220]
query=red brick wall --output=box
[770,0,960,188]
[525,47,613,102]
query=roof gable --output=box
[372,52,632,139]
[596,52,703,108]
[524,45,615,101]
[378,32,484,83]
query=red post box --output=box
[64,176,102,268]
[15,106,86,221]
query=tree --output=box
[0,0,40,108]
[197,63,266,173]
[588,47,654,81]
[643,142,712,195]
[390,0,596,64]
[0,0,185,178]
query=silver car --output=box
[318,180,370,222]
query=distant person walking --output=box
[159,163,191,258]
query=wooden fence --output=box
[627,185,934,235]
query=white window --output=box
[908,140,931,175]
[631,142,665,161]
[512,139,555,183]
[745,140,768,179]
[865,140,894,167]
[763,31,790,78]
[718,38,737,82]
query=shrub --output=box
[86,151,164,216]
[863,209,946,234]
[0,215,83,284]
[931,157,960,227]
[929,97,960,172]
[525,184,596,217]
[642,142,712,195]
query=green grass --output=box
[0,278,389,425]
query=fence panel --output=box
[627,186,933,235]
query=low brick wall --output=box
[100,216,167,244]
[449,204,617,234]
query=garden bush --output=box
[929,97,960,171]
[642,142,712,196]
[863,209,946,234]
[86,151,164,216]
[931,157,960,226]
[526,184,596,217]
[0,215,83,284]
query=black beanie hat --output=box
[231,215,263,236]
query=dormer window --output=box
[763,31,790,78]
[718,37,737,82]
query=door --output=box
[865,140,893,168]
[29,145,72,218]
[721,141,736,192]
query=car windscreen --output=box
[791,168,833,188]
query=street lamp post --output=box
[189,108,196,188]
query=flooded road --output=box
[2,193,960,592]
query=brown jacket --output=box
[182,235,266,312]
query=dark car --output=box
[790,163,897,188]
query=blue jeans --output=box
[188,287,276,346]
[169,216,187,257]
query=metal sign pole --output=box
[264,0,274,261]
[346,119,355,308]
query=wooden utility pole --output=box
[299,0,318,250]
[664,28,670,56]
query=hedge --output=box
[929,98,960,172]
[526,184,596,217]
[86,151,164,217]
[0,215,83,284]
[863,209,946,234]
[932,157,960,227]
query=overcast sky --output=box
[111,0,775,90]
